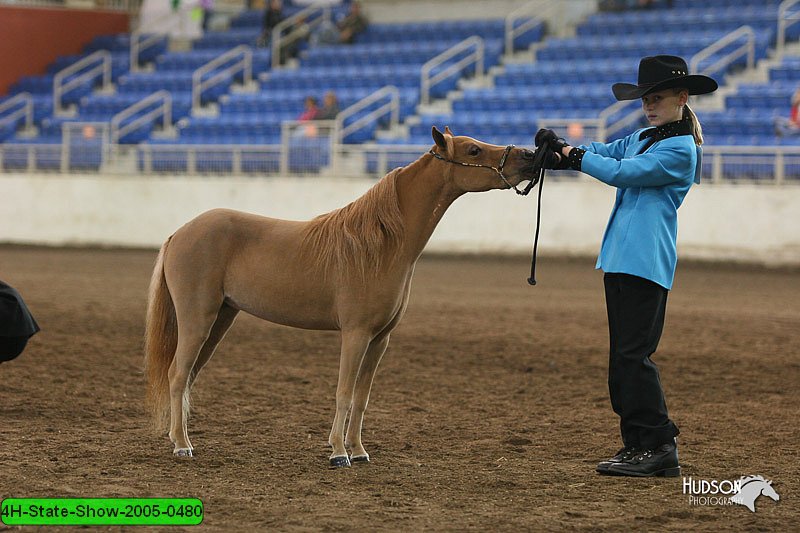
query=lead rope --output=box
[526,144,549,285]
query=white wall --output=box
[1,173,799,265]
[364,0,595,27]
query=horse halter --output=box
[428,144,539,195]
[428,142,552,286]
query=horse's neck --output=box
[395,155,462,261]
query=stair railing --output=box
[271,3,332,68]
[110,90,172,145]
[53,50,112,116]
[192,45,252,113]
[0,92,33,134]
[690,25,755,79]
[421,36,484,106]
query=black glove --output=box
[538,146,561,170]
[534,128,568,153]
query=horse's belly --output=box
[226,281,339,331]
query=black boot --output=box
[602,441,680,477]
[596,446,639,474]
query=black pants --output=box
[604,273,679,450]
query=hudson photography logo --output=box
[683,475,780,512]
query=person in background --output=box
[536,55,718,477]
[0,280,39,364]
[337,1,368,44]
[298,96,319,121]
[316,91,340,120]
[313,1,368,45]
[258,0,284,47]
[200,0,214,31]
[774,87,800,137]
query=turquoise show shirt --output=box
[579,129,702,290]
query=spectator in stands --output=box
[282,16,311,62]
[200,0,214,31]
[0,279,39,364]
[337,1,368,44]
[298,96,320,121]
[316,91,340,120]
[535,55,718,478]
[775,87,800,137]
[313,1,368,45]
[258,0,284,47]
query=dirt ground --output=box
[0,245,797,532]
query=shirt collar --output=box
[639,118,693,143]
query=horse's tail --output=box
[144,236,177,431]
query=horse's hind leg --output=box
[168,298,223,457]
[328,329,371,468]
[345,333,390,463]
[188,303,239,391]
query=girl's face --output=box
[641,89,688,126]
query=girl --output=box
[537,55,718,477]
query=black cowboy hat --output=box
[612,55,718,101]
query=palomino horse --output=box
[145,127,538,467]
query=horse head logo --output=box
[730,475,780,513]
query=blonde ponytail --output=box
[672,88,704,146]
[683,103,703,146]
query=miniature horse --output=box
[145,127,538,467]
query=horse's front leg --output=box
[345,333,390,463]
[328,329,371,468]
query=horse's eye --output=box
[468,145,481,157]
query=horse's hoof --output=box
[174,448,193,458]
[350,454,370,463]
[329,455,351,468]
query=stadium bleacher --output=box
[0,0,798,179]
[141,7,536,172]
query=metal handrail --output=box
[335,86,400,143]
[690,25,755,78]
[0,92,33,133]
[110,90,172,145]
[600,99,642,141]
[536,99,638,144]
[53,50,112,116]
[421,36,484,106]
[3,141,800,184]
[271,3,331,68]
[192,45,252,113]
[777,0,800,54]
[504,1,554,56]
[130,32,165,72]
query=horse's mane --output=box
[739,475,768,485]
[301,166,406,279]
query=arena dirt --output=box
[1,246,797,531]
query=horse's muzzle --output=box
[517,148,540,177]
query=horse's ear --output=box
[432,126,447,151]
[444,126,454,136]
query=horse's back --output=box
[171,208,304,252]
[167,208,340,329]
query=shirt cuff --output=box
[567,147,585,171]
